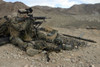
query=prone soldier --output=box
[6,8,61,56]
[1,8,87,57]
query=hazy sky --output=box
[4,0,100,8]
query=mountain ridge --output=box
[0,0,100,16]
[0,0,28,17]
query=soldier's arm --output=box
[10,19,21,31]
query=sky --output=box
[4,0,100,8]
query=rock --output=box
[24,57,28,60]
[41,51,47,54]
[87,51,90,54]
[18,54,21,58]
[89,64,95,67]
[51,59,56,63]
[65,58,71,62]
[30,65,34,67]
[56,65,60,67]
[71,58,77,63]
[57,65,64,67]
[24,64,29,67]
[7,56,10,59]
[70,54,74,56]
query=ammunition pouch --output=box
[46,30,58,42]
[37,29,58,43]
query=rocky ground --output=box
[0,28,100,67]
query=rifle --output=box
[18,8,50,28]
[18,7,51,29]
[63,34,96,43]
[28,13,50,26]
[33,17,49,20]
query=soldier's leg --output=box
[43,43,61,52]
[11,37,27,49]
[10,37,40,56]
[37,29,75,50]
[54,35,75,50]
[26,43,41,56]
[0,37,9,46]
[34,40,61,52]
[54,34,87,50]
[38,27,58,43]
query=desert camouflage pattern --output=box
[0,8,87,57]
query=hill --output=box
[0,1,100,67]
[0,0,100,29]
[67,3,100,15]
[0,0,28,17]
[31,6,100,29]
[32,3,100,15]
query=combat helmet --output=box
[17,8,33,18]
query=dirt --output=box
[0,28,100,67]
[0,1,100,67]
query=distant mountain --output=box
[0,0,28,17]
[0,0,100,29]
[32,6,66,14]
[66,3,100,15]
[0,0,100,16]
[32,3,100,15]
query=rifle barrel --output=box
[33,17,46,20]
[63,34,96,43]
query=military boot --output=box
[62,43,74,50]
[26,43,41,56]
[54,35,75,50]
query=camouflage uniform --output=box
[37,26,87,50]
[7,8,86,56]
[0,16,10,36]
[7,12,40,56]
[37,27,74,50]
